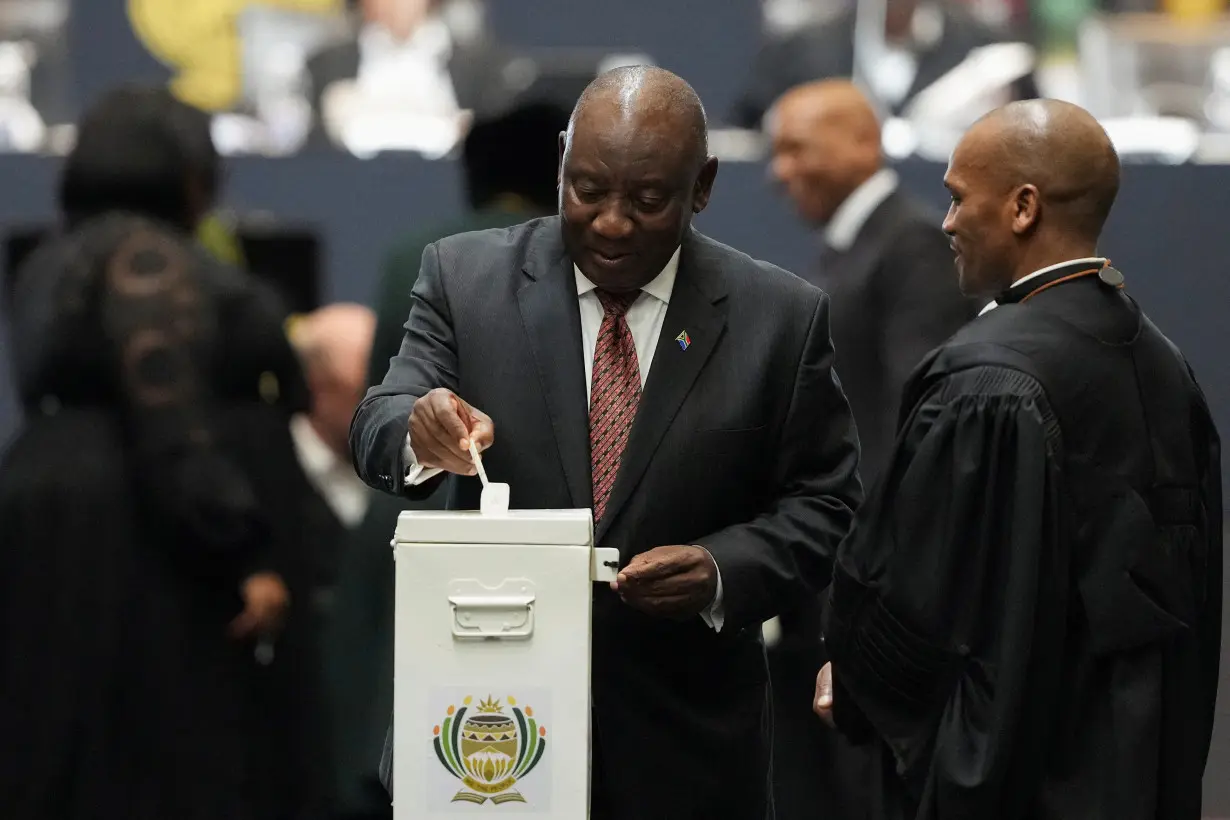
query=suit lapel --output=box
[517,230,593,510]
[596,232,728,542]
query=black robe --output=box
[824,265,1222,820]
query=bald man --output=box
[352,65,862,818]
[817,100,1222,819]
[770,80,975,485]
[767,79,975,820]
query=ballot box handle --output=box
[448,593,536,640]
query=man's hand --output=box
[409,388,495,475]
[613,545,718,618]
[814,662,834,727]
[229,571,290,639]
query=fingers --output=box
[618,547,690,583]
[467,408,496,452]
[814,663,834,727]
[228,609,258,639]
[411,390,477,474]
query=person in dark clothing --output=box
[764,78,976,820]
[817,99,1221,820]
[0,85,318,820]
[353,66,862,820]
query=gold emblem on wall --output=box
[432,694,548,805]
[126,0,340,112]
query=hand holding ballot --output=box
[613,545,718,618]
[408,387,495,475]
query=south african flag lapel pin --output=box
[675,330,691,351]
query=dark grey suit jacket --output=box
[812,190,978,487]
[350,216,863,819]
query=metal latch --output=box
[592,547,621,583]
[448,579,535,640]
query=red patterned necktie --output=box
[589,289,642,523]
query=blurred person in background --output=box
[367,98,571,382]
[731,0,1039,129]
[763,78,976,820]
[305,0,513,147]
[0,84,313,820]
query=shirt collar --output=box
[574,245,681,305]
[978,257,1108,316]
[290,413,345,480]
[823,169,899,252]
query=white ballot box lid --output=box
[393,508,593,546]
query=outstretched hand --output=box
[408,388,495,475]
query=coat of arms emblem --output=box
[432,694,547,804]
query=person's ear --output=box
[1011,184,1040,235]
[692,156,719,214]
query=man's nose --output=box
[592,201,634,240]
[941,207,956,236]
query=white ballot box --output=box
[391,508,617,817]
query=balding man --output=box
[816,100,1222,819]
[352,65,862,818]
[293,303,378,520]
[767,79,975,820]
[771,80,976,487]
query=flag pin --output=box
[675,330,691,351]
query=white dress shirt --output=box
[978,257,1107,316]
[355,17,459,117]
[291,414,371,529]
[401,246,727,631]
[823,168,900,252]
[856,2,944,109]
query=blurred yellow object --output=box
[196,213,247,267]
[127,0,344,112]
[1163,0,1226,21]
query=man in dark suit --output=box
[763,79,976,820]
[731,0,1039,129]
[350,65,863,819]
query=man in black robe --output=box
[815,99,1222,819]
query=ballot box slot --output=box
[448,579,536,640]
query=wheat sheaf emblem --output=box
[432,695,548,805]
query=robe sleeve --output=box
[823,365,1068,815]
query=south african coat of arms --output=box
[432,695,547,804]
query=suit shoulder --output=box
[692,231,823,305]
[429,217,555,278]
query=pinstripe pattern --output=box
[589,289,641,523]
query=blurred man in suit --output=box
[732,0,1038,129]
[351,65,863,819]
[763,79,976,820]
